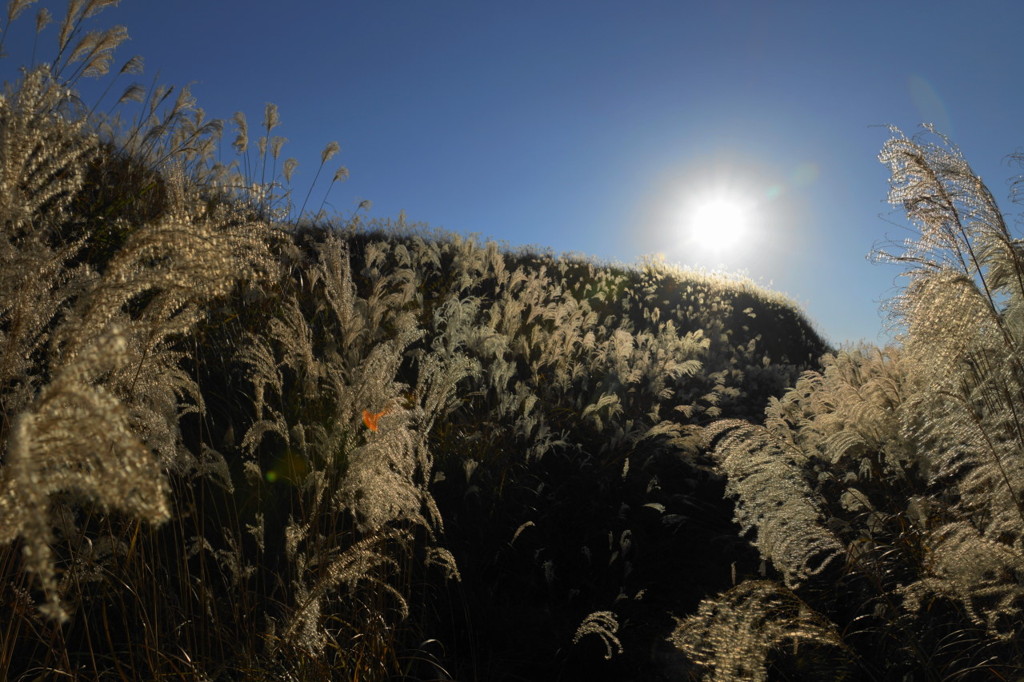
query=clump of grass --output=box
[0,5,832,670]
[661,127,1024,680]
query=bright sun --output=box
[687,195,752,254]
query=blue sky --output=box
[4,0,1024,346]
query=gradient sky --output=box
[4,0,1024,346]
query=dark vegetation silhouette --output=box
[2,2,1023,680]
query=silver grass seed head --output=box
[262,101,279,131]
[321,141,340,164]
[270,135,285,160]
[34,6,50,32]
[58,0,83,51]
[172,82,195,114]
[119,54,143,74]
[7,0,35,23]
[573,610,623,660]
[66,28,100,64]
[231,111,247,153]
[82,0,118,20]
[283,157,298,183]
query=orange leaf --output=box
[362,409,388,431]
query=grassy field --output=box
[2,2,1024,680]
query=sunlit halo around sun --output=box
[686,194,753,254]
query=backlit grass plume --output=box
[703,419,845,589]
[669,580,846,682]
[0,328,169,622]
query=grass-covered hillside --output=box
[4,3,1024,680]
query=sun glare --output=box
[687,194,752,254]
